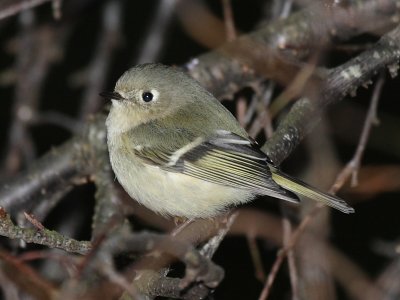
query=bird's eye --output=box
[142,92,153,102]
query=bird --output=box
[102,63,354,219]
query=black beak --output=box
[99,91,125,100]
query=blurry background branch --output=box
[0,0,54,21]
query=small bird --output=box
[103,63,354,219]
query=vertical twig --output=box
[5,10,37,174]
[4,10,36,174]
[246,234,266,282]
[248,82,275,138]
[79,0,121,119]
[3,11,64,174]
[236,97,248,127]
[258,205,323,300]
[51,0,62,19]
[221,0,236,41]
[259,75,384,299]
[331,74,384,193]
[264,0,293,21]
[135,0,178,64]
[282,216,299,300]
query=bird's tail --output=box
[269,166,355,214]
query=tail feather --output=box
[270,167,355,214]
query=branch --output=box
[0,116,107,214]
[0,0,52,20]
[78,0,121,119]
[331,75,384,191]
[0,250,57,300]
[186,0,400,98]
[262,24,400,165]
[68,226,224,299]
[0,207,91,254]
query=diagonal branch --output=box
[0,0,52,20]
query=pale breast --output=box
[108,138,254,218]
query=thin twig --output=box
[51,0,62,19]
[0,0,52,20]
[259,77,384,298]
[248,82,275,138]
[0,250,57,300]
[331,74,384,192]
[246,234,266,282]
[236,96,248,127]
[99,260,143,300]
[279,0,293,19]
[258,204,322,300]
[221,0,236,41]
[135,0,177,64]
[0,207,91,255]
[269,57,318,119]
[23,212,45,230]
[282,216,299,300]
[266,0,293,20]
[200,211,238,259]
[18,249,79,279]
[4,10,37,174]
[79,0,121,119]
[243,91,261,127]
[33,111,82,133]
[3,14,64,174]
[229,208,384,299]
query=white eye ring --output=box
[139,89,159,103]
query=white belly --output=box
[109,148,254,219]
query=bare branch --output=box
[79,0,121,119]
[221,0,237,41]
[331,75,385,192]
[135,0,178,64]
[262,24,400,165]
[0,207,91,254]
[0,0,52,20]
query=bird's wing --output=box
[133,130,299,204]
[269,166,355,214]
